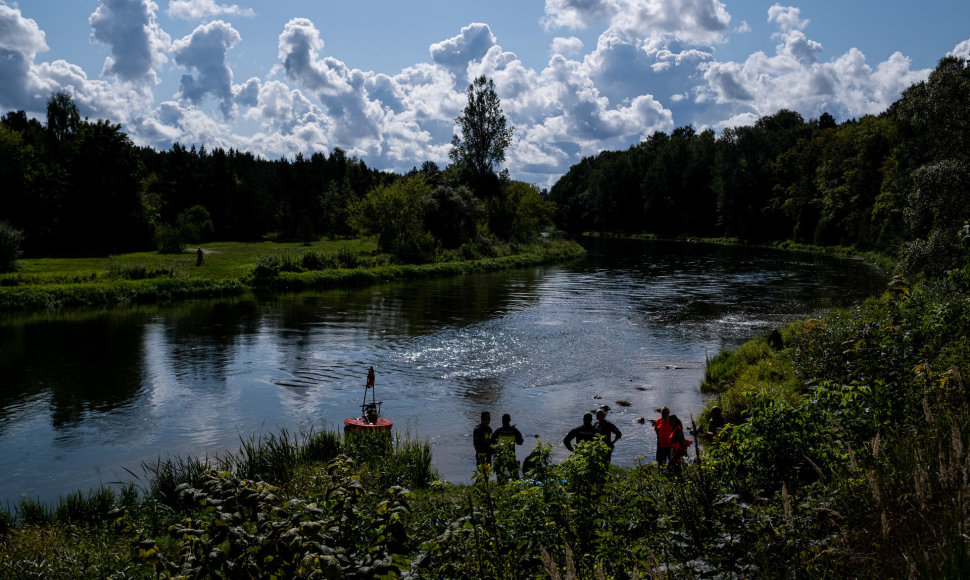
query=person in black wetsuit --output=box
[492,413,525,481]
[563,412,597,452]
[594,409,622,462]
[473,411,493,471]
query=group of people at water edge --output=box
[472,405,726,481]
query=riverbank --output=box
[586,231,898,275]
[0,237,585,313]
[3,267,968,578]
[2,243,965,577]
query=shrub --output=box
[153,223,184,254]
[0,220,23,272]
[175,205,214,244]
[250,255,281,284]
[708,392,841,495]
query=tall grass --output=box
[138,455,210,504]
[699,325,801,422]
[134,427,436,510]
[54,487,120,524]
[217,428,344,483]
[825,403,970,577]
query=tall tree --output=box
[450,76,513,199]
[46,91,80,146]
[64,119,149,253]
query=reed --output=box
[14,497,53,526]
[54,487,117,524]
[139,455,210,504]
[219,428,304,483]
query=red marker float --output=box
[343,366,392,433]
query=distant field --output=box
[0,237,585,312]
[2,238,379,285]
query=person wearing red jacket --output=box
[668,414,692,471]
[650,406,673,466]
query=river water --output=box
[0,239,887,505]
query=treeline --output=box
[0,76,554,266]
[551,55,970,279]
[0,96,390,257]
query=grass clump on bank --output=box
[700,324,802,424]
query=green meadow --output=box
[0,237,585,312]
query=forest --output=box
[0,76,553,269]
[551,55,970,282]
[4,57,969,281]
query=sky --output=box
[2,1,969,187]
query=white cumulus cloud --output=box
[543,0,731,46]
[0,1,954,189]
[173,20,241,116]
[167,0,254,20]
[951,38,970,59]
[695,7,930,128]
[89,0,170,86]
[0,4,50,110]
[429,22,498,83]
[551,36,584,56]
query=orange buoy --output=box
[344,366,392,434]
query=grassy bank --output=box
[0,237,585,313]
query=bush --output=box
[153,223,184,254]
[250,255,281,284]
[176,205,214,244]
[0,220,24,272]
[108,260,172,280]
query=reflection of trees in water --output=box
[0,264,542,435]
[618,241,887,329]
[0,313,147,429]
[163,299,262,392]
[366,269,544,337]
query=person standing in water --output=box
[650,406,673,466]
[594,409,622,462]
[473,411,493,472]
[563,412,598,452]
[492,413,524,481]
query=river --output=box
[0,239,887,505]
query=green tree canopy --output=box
[46,91,80,146]
[350,175,435,262]
[449,76,513,199]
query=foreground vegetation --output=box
[1,269,968,577]
[0,236,584,312]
